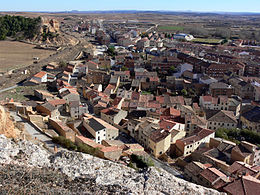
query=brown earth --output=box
[0,41,55,72]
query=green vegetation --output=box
[0,15,41,40]
[107,47,116,57]
[53,136,77,150]
[169,65,176,73]
[52,136,99,155]
[216,128,260,146]
[121,66,128,71]
[129,154,154,170]
[181,89,188,96]
[141,91,152,95]
[158,25,184,32]
[192,38,224,44]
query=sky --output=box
[1,0,260,13]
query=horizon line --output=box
[0,10,260,14]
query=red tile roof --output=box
[223,175,260,195]
[34,71,47,78]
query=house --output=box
[209,82,234,97]
[68,101,88,119]
[96,146,123,161]
[149,129,171,157]
[231,141,260,166]
[228,161,260,178]
[32,71,48,83]
[205,110,238,130]
[112,71,131,82]
[175,127,215,157]
[199,75,218,85]
[159,119,186,143]
[200,96,241,116]
[184,161,209,184]
[85,70,109,84]
[137,37,150,51]
[100,107,128,125]
[82,114,119,144]
[229,77,254,100]
[86,60,99,70]
[48,99,66,113]
[36,102,60,119]
[59,88,80,103]
[49,118,75,141]
[34,89,54,101]
[75,136,122,161]
[198,167,230,190]
[240,106,260,131]
[185,114,208,136]
[223,175,260,195]
[173,63,193,78]
[140,76,159,91]
[174,33,194,41]
[103,84,116,96]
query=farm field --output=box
[191,38,224,44]
[0,41,55,72]
[158,25,184,32]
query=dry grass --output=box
[0,41,55,72]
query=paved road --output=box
[0,85,18,94]
[9,111,59,149]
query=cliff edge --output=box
[0,135,225,195]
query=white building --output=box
[174,33,194,41]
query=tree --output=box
[107,47,116,57]
[169,65,176,73]
[121,66,128,71]
[181,89,188,96]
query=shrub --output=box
[76,143,97,155]
[216,128,260,146]
[52,136,77,151]
[130,154,154,169]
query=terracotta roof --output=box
[76,136,104,149]
[150,129,170,143]
[48,99,66,106]
[34,71,47,78]
[228,161,258,177]
[181,128,215,146]
[223,175,260,195]
[199,168,229,189]
[159,119,176,131]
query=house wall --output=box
[36,105,51,116]
[171,130,186,144]
[83,120,106,143]
[149,133,171,157]
[208,121,237,130]
[96,149,122,161]
[106,128,119,140]
[49,119,75,142]
[240,116,260,132]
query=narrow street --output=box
[9,111,60,150]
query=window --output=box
[98,136,100,140]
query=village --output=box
[1,17,260,194]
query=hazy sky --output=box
[1,0,260,12]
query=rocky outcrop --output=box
[0,106,20,138]
[28,17,78,46]
[0,135,225,194]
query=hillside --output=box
[0,134,225,194]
